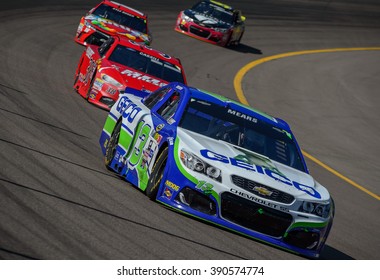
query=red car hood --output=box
[101,65,168,94]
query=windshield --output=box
[192,1,234,24]
[92,3,147,33]
[179,97,305,172]
[108,45,185,84]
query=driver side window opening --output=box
[157,91,181,121]
[143,87,171,109]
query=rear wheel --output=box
[104,121,122,168]
[146,147,168,200]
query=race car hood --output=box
[101,64,168,94]
[85,15,149,43]
[177,128,330,201]
[184,9,231,29]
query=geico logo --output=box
[200,149,321,199]
[116,96,142,123]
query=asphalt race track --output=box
[0,0,379,260]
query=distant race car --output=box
[75,0,151,46]
[99,82,334,258]
[73,36,187,110]
[175,0,245,47]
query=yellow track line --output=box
[233,47,380,201]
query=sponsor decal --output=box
[201,149,321,199]
[167,137,174,146]
[106,87,117,95]
[156,124,165,132]
[103,139,109,149]
[153,133,162,144]
[76,23,84,35]
[195,181,213,195]
[93,78,104,90]
[81,60,97,84]
[139,52,159,61]
[129,122,152,167]
[227,109,257,123]
[141,149,149,168]
[114,150,120,161]
[121,69,167,87]
[159,53,171,59]
[230,188,289,212]
[165,180,180,191]
[111,7,135,18]
[85,47,94,59]
[164,187,173,199]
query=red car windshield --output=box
[108,45,185,84]
[92,3,147,34]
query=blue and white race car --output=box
[99,82,334,258]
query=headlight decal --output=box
[195,180,214,195]
[173,138,220,205]
[101,73,123,87]
[180,150,222,182]
[299,201,331,218]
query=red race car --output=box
[175,0,245,47]
[73,36,187,110]
[75,0,151,46]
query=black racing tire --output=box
[225,33,232,47]
[146,146,168,200]
[236,31,244,46]
[73,56,84,88]
[73,71,79,88]
[104,120,122,168]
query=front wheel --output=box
[104,121,122,168]
[236,31,244,46]
[86,71,97,100]
[224,33,232,47]
[146,147,168,200]
[73,56,84,88]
